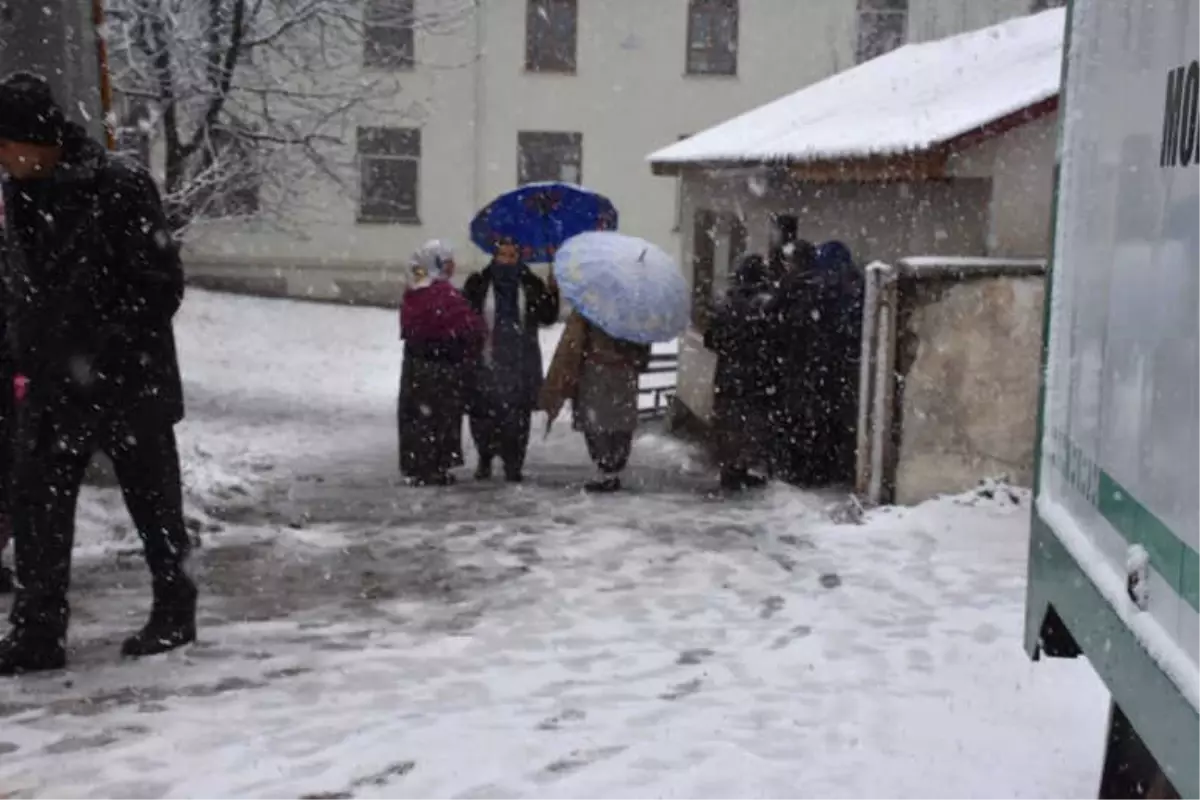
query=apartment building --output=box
[184,0,1061,304]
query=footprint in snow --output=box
[537,746,628,781]
[537,708,587,731]
[676,647,715,665]
[659,677,703,701]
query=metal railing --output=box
[638,352,678,419]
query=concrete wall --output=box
[908,0,1042,42]
[948,112,1059,258]
[892,275,1046,503]
[678,172,993,306]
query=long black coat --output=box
[398,339,474,478]
[769,268,824,481]
[705,283,778,449]
[0,124,184,428]
[462,263,559,411]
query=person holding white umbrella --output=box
[540,310,651,492]
[539,232,688,491]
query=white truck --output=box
[1024,0,1199,797]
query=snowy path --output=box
[0,291,1107,798]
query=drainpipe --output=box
[471,1,485,273]
[863,261,898,506]
[92,0,115,150]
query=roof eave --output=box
[647,92,1061,180]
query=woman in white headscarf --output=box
[397,240,485,486]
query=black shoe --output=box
[720,470,768,492]
[475,460,493,481]
[409,472,456,487]
[0,629,66,676]
[584,475,622,493]
[504,468,524,484]
[0,563,11,595]
[121,575,198,659]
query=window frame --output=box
[685,0,739,77]
[362,0,416,71]
[357,126,422,225]
[855,0,908,65]
[517,130,583,185]
[525,0,578,74]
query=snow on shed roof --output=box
[648,8,1065,170]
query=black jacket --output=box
[461,263,559,333]
[0,124,184,426]
[705,282,778,424]
[461,263,559,409]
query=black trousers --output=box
[10,408,190,636]
[585,431,633,474]
[469,402,532,472]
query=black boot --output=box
[475,458,493,481]
[720,468,768,492]
[408,472,456,488]
[0,560,11,595]
[122,574,198,658]
[504,465,524,483]
[585,474,622,493]
[0,628,66,676]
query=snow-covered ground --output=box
[0,290,1108,798]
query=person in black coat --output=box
[705,254,777,491]
[814,241,865,484]
[0,73,194,674]
[770,240,823,484]
[461,238,559,483]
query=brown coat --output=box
[539,311,650,434]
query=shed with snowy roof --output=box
[647,7,1065,336]
[648,9,1067,501]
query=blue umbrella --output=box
[554,232,689,345]
[470,182,618,264]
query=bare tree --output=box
[102,0,477,232]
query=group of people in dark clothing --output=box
[707,239,864,492]
[0,73,196,675]
[397,236,652,494]
[397,231,865,498]
[397,237,562,488]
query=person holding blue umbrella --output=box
[462,237,560,482]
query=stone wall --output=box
[891,274,1046,504]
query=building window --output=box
[357,126,421,224]
[363,0,415,70]
[525,0,577,73]
[686,0,738,76]
[196,126,260,218]
[517,131,582,184]
[856,0,907,64]
[1029,0,1065,10]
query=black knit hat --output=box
[0,72,66,146]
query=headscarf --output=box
[409,239,454,287]
[815,240,855,273]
